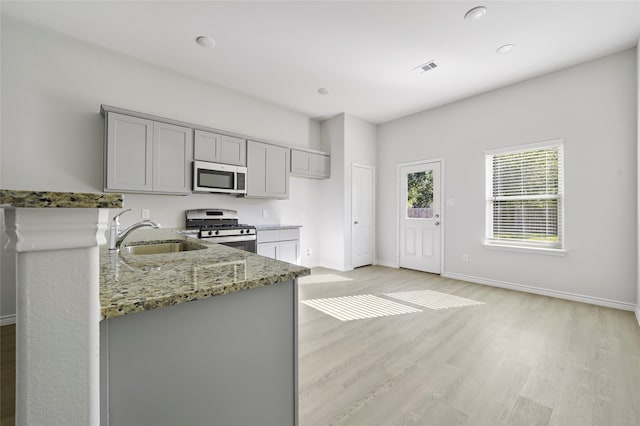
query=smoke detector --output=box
[413,60,438,74]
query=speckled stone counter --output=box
[100,230,310,319]
[0,189,123,208]
[255,224,302,231]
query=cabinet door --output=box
[278,240,299,265]
[246,141,269,197]
[290,149,311,174]
[291,149,330,178]
[152,122,193,194]
[267,144,290,199]
[106,113,153,192]
[311,153,331,178]
[219,135,247,166]
[257,242,278,260]
[194,130,220,162]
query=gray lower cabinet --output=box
[290,148,330,178]
[100,280,298,426]
[246,140,290,199]
[194,129,246,166]
[105,112,193,194]
[257,228,300,265]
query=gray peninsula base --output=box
[100,279,297,426]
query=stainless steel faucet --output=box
[108,209,161,251]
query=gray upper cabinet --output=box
[290,148,330,178]
[152,122,193,194]
[194,130,246,166]
[105,112,193,194]
[106,113,153,192]
[246,140,290,199]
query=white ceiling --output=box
[2,1,640,124]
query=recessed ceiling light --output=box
[464,6,487,21]
[318,88,329,95]
[496,44,515,54]
[195,36,215,48]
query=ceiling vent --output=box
[413,60,438,73]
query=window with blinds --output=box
[486,140,564,250]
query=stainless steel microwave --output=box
[192,161,247,195]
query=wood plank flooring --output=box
[298,266,640,426]
[1,266,638,426]
[1,324,15,426]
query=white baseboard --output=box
[635,305,640,327]
[0,314,16,326]
[442,272,636,312]
[316,261,353,273]
[375,260,399,268]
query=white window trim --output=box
[483,242,567,256]
[485,139,565,252]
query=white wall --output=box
[316,113,377,271]
[0,17,325,319]
[318,114,346,271]
[637,38,640,324]
[378,48,638,307]
[343,114,377,269]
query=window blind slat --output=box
[487,143,563,249]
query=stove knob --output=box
[215,230,220,235]
[241,229,246,234]
[207,230,213,236]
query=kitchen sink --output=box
[122,241,207,255]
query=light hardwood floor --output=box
[1,267,639,426]
[298,266,640,426]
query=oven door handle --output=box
[205,235,257,244]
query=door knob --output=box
[434,221,440,226]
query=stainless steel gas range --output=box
[185,209,257,253]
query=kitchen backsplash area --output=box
[113,177,321,267]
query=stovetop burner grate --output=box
[185,209,256,238]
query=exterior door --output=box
[352,164,375,268]
[399,161,441,273]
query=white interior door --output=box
[352,164,375,268]
[399,161,441,273]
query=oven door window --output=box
[198,169,235,190]
[219,240,256,253]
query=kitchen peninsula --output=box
[100,230,309,426]
[1,190,309,426]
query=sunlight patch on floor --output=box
[384,290,485,310]
[301,294,421,321]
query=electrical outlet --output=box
[141,209,150,219]
[306,248,312,256]
[262,209,268,218]
[462,254,469,262]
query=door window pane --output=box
[407,171,433,218]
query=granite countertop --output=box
[0,189,123,208]
[255,224,302,231]
[100,229,310,319]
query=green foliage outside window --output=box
[407,171,433,208]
